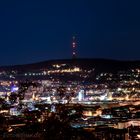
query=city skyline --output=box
[0,0,140,65]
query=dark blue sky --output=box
[0,0,140,65]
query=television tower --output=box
[72,36,77,59]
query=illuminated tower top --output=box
[72,36,77,59]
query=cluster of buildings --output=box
[0,61,139,139]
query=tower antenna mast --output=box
[72,36,77,59]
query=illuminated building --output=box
[78,90,84,101]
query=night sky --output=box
[0,0,140,65]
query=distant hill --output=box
[0,58,140,72]
[0,58,139,81]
